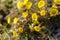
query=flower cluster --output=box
[0,0,60,40]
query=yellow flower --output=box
[13,31,18,37]
[32,13,38,21]
[54,0,60,5]
[25,1,32,9]
[40,10,46,16]
[33,21,39,25]
[38,0,45,8]
[34,26,41,32]
[17,1,24,9]
[7,16,11,24]
[13,18,18,24]
[50,8,58,16]
[18,27,23,33]
[30,27,34,32]
[52,4,57,9]
[24,0,28,5]
[22,11,28,18]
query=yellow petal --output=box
[7,16,11,24]
[52,4,57,9]
[24,0,28,5]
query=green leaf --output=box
[2,22,7,27]
[22,33,28,40]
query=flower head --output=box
[38,0,45,8]
[50,8,58,16]
[25,1,32,9]
[40,10,46,16]
[18,27,23,33]
[54,0,60,5]
[32,13,38,21]
[34,26,41,32]
[12,31,18,37]
[13,18,18,24]
[17,1,24,9]
[22,11,28,18]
